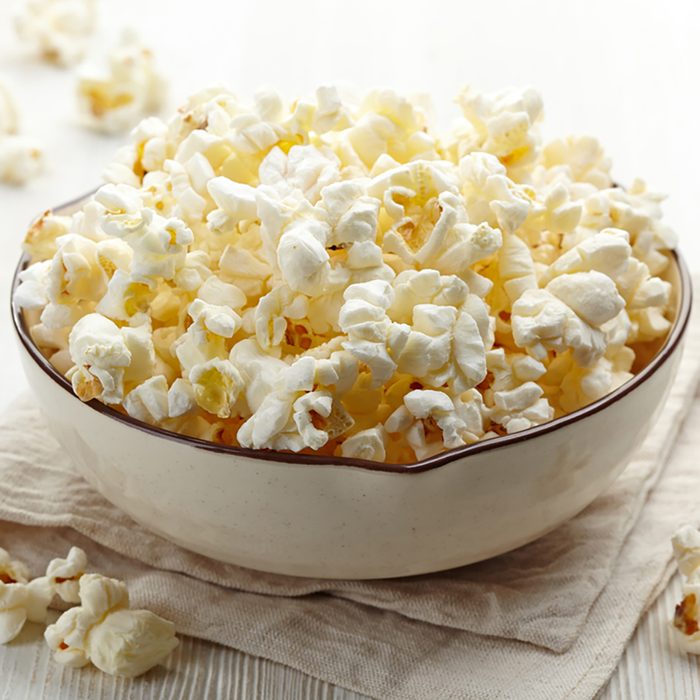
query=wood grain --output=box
[1,574,699,699]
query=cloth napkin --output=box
[1,301,699,699]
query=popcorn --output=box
[313,85,352,133]
[22,210,72,260]
[0,135,44,185]
[17,84,678,463]
[673,526,700,583]
[671,526,700,654]
[254,286,309,350]
[342,89,438,169]
[542,135,612,189]
[341,425,387,461]
[511,272,625,366]
[83,607,178,677]
[103,117,170,186]
[207,176,258,232]
[258,144,340,203]
[45,546,87,603]
[481,348,554,432]
[167,377,196,417]
[2,545,176,679]
[14,0,96,67]
[277,219,332,295]
[453,85,543,174]
[67,313,132,403]
[187,298,241,342]
[0,548,52,644]
[124,375,169,424]
[389,304,487,393]
[0,548,30,584]
[237,354,354,451]
[0,582,32,644]
[15,260,52,309]
[319,181,380,247]
[196,276,246,309]
[0,81,19,136]
[497,233,538,304]
[189,358,244,419]
[369,160,502,275]
[385,389,476,460]
[45,573,178,677]
[458,152,531,234]
[339,280,397,386]
[48,234,111,304]
[77,32,167,133]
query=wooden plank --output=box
[2,575,700,699]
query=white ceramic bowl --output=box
[11,201,693,579]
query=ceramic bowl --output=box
[11,199,693,579]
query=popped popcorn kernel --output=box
[16,84,678,463]
[14,0,96,67]
[77,32,167,134]
[0,81,46,185]
[44,573,178,677]
[0,135,44,185]
[671,526,700,654]
[0,81,19,136]
[0,548,53,644]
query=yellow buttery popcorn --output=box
[15,84,679,463]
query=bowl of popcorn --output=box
[11,85,691,579]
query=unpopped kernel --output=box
[16,84,676,463]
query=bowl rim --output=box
[10,214,693,474]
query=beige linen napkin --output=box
[1,305,699,699]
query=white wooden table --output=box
[2,1,700,696]
[1,575,698,699]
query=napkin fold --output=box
[1,303,699,699]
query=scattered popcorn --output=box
[17,84,677,463]
[1,545,177,678]
[77,32,167,134]
[0,80,45,185]
[0,135,44,185]
[0,81,19,136]
[45,573,178,677]
[0,581,32,644]
[0,548,53,643]
[14,0,96,67]
[0,547,30,584]
[45,546,88,603]
[672,526,700,654]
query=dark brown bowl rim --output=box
[10,207,693,474]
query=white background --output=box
[1,0,699,412]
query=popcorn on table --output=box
[14,0,96,67]
[0,80,45,185]
[671,526,700,653]
[77,31,167,134]
[1,545,178,678]
[16,84,676,463]
[45,573,178,677]
[0,81,19,136]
